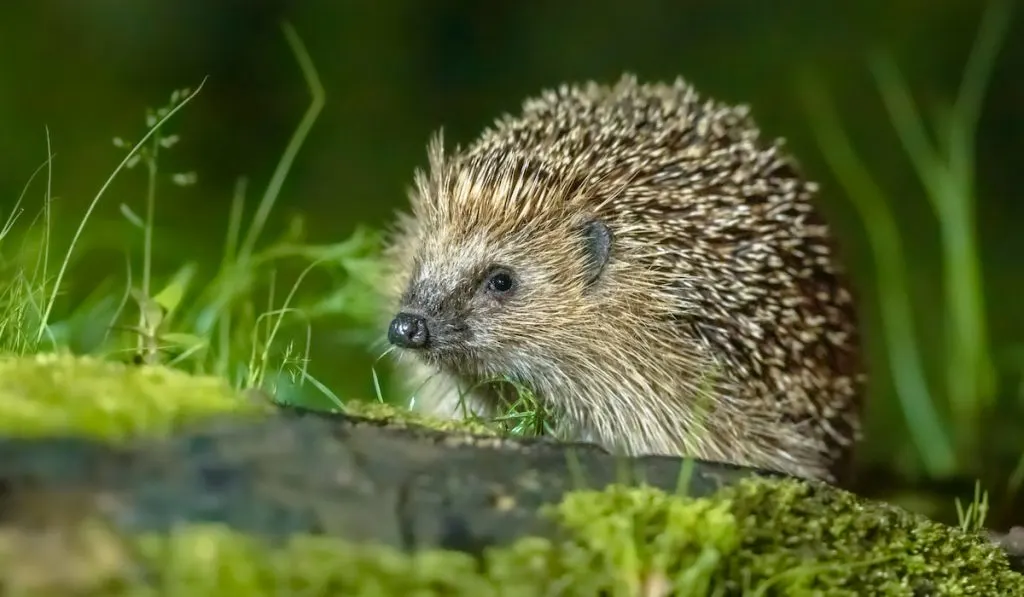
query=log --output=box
[0,353,1020,595]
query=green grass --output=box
[0,23,381,411]
[800,0,1019,512]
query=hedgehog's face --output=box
[385,216,614,378]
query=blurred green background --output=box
[2,0,1023,526]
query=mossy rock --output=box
[0,352,1020,595]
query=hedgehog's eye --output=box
[483,267,516,295]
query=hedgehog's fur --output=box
[380,74,865,482]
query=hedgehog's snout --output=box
[388,311,430,349]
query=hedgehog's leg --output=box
[392,358,493,421]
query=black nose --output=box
[388,312,430,349]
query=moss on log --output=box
[0,353,1020,595]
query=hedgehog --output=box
[378,74,865,483]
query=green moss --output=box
[341,398,500,437]
[489,479,1024,595]
[0,352,260,442]
[2,492,738,596]
[718,477,1024,595]
[488,485,740,595]
[0,352,499,443]
[5,479,1020,596]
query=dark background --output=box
[2,0,1023,525]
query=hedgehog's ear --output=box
[579,218,612,287]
